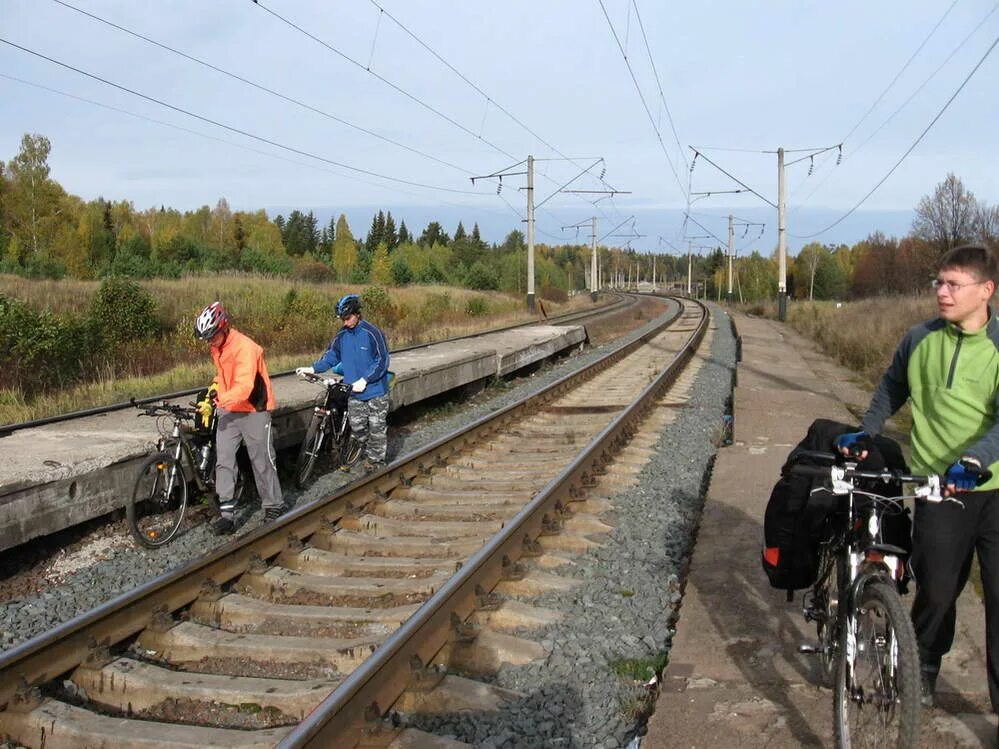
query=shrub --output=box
[465,296,489,316]
[89,277,160,348]
[419,292,453,322]
[239,247,293,276]
[292,259,334,283]
[540,284,568,303]
[0,294,101,393]
[391,257,413,286]
[465,261,498,290]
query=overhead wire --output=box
[47,0,475,176]
[630,0,687,170]
[792,32,999,239]
[840,0,960,144]
[790,0,999,213]
[249,0,519,161]
[596,0,688,201]
[0,73,491,213]
[0,38,486,196]
[254,0,625,230]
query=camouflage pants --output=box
[347,394,389,463]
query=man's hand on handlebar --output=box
[944,457,992,496]
[834,430,872,460]
[296,366,315,377]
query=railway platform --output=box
[0,322,586,553]
[643,313,995,747]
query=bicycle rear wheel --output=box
[834,580,920,748]
[128,452,189,549]
[295,415,327,488]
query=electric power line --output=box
[596,0,688,201]
[49,0,476,176]
[0,37,485,196]
[841,0,960,144]
[793,32,999,239]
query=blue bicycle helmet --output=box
[336,294,361,319]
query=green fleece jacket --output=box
[861,312,999,490]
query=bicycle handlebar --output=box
[299,371,347,388]
[787,460,958,505]
[131,398,196,419]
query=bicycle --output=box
[129,399,248,548]
[295,372,363,488]
[790,450,960,748]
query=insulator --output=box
[496,183,502,195]
[599,167,606,180]
[689,152,698,173]
[835,145,843,166]
[807,155,814,176]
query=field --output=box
[0,274,590,425]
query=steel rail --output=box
[0,295,684,714]
[281,298,709,746]
[0,293,635,438]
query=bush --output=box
[89,277,160,348]
[239,247,293,276]
[0,294,101,393]
[292,259,335,283]
[362,285,395,322]
[465,296,489,317]
[465,261,498,290]
[391,257,413,286]
[419,292,453,322]
[540,284,568,303]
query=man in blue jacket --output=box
[297,294,391,471]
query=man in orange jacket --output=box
[194,301,284,535]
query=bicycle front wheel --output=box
[834,580,921,748]
[295,415,327,488]
[128,452,189,549]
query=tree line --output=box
[1,133,993,302]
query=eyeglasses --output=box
[932,278,984,293]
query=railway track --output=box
[0,297,709,748]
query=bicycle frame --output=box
[157,414,214,496]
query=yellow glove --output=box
[197,398,214,429]
[198,383,218,428]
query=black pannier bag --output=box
[761,418,912,594]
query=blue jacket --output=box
[312,319,390,401]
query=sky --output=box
[1,0,997,256]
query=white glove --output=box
[296,366,315,377]
[352,377,367,393]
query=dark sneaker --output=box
[264,506,285,522]
[363,460,386,473]
[212,516,235,536]
[920,668,938,708]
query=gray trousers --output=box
[216,409,283,516]
[347,395,389,463]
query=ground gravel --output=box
[0,300,735,749]
[394,306,736,748]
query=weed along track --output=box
[0,299,708,749]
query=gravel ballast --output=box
[396,307,736,747]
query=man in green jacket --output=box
[837,244,999,712]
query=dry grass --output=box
[734,294,939,388]
[0,274,595,425]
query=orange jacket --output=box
[210,328,276,412]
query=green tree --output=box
[332,213,358,278]
[384,211,398,250]
[419,221,450,247]
[6,133,65,261]
[398,220,410,245]
[370,242,392,285]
